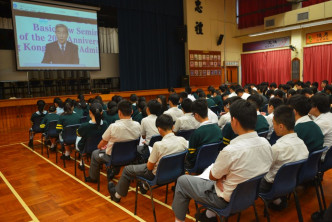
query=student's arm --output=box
[147,143,159,171]
[147,161,155,171]
[98,124,112,149]
[98,139,108,149]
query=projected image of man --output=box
[42,24,79,64]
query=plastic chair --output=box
[258,130,269,138]
[41,120,58,157]
[97,139,140,191]
[28,115,44,149]
[176,129,195,140]
[149,135,162,147]
[195,173,266,222]
[134,150,187,222]
[259,159,307,222]
[318,146,332,211]
[57,124,81,168]
[74,133,103,178]
[297,147,328,213]
[186,142,221,174]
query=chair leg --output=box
[134,181,139,215]
[74,152,77,176]
[62,144,66,168]
[318,173,327,210]
[97,164,102,191]
[237,212,241,222]
[253,203,259,222]
[148,185,157,222]
[41,135,44,155]
[82,158,86,181]
[46,138,49,158]
[293,191,303,222]
[314,177,324,212]
[165,184,168,204]
[261,197,270,222]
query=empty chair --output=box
[149,135,162,147]
[176,129,195,141]
[134,150,187,222]
[195,174,265,222]
[259,159,306,222]
[41,120,58,157]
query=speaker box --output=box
[176,25,187,43]
[0,29,15,50]
[217,34,224,46]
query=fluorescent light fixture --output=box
[248,19,332,37]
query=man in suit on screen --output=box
[42,24,79,64]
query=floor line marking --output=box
[20,142,146,222]
[0,142,29,148]
[0,171,39,222]
[34,140,195,221]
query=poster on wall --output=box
[243,37,290,52]
[306,30,332,44]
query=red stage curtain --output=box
[303,44,332,90]
[302,0,329,7]
[238,0,291,29]
[241,49,291,85]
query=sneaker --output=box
[85,176,98,183]
[195,210,217,222]
[78,164,85,171]
[60,155,71,160]
[108,182,121,203]
[138,181,148,194]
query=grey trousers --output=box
[115,163,154,197]
[172,175,228,221]
[89,149,111,180]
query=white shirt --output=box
[218,112,231,129]
[295,115,312,126]
[241,92,250,100]
[264,133,308,183]
[208,108,218,124]
[265,113,274,139]
[211,132,273,202]
[56,107,64,115]
[188,94,196,101]
[228,92,237,98]
[141,114,158,144]
[173,113,200,132]
[102,119,141,155]
[164,107,184,122]
[148,133,187,175]
[314,112,332,159]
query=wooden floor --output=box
[0,131,331,222]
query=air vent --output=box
[265,19,275,27]
[297,12,309,21]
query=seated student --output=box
[211,89,223,112]
[207,107,219,124]
[228,85,237,98]
[103,101,120,125]
[247,94,269,133]
[270,82,277,91]
[133,100,147,124]
[164,93,184,122]
[287,89,297,99]
[76,103,108,170]
[198,91,216,108]
[309,93,332,159]
[218,97,241,129]
[73,100,84,117]
[265,98,284,139]
[178,92,188,109]
[130,94,140,121]
[185,86,196,101]
[236,87,250,100]
[54,97,64,115]
[95,95,107,110]
[85,100,141,183]
[185,99,222,169]
[287,95,324,153]
[40,105,60,151]
[56,99,81,160]
[295,81,304,91]
[141,99,162,144]
[173,98,199,133]
[274,89,285,100]
[259,105,308,210]
[172,99,273,222]
[301,88,314,98]
[108,114,187,202]
[77,94,89,117]
[321,80,329,92]
[29,100,48,147]
[157,95,168,114]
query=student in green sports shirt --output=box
[40,105,60,151]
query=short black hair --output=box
[312,82,319,88]
[273,105,295,131]
[286,95,311,116]
[247,94,263,109]
[179,91,188,99]
[185,86,192,94]
[270,82,277,88]
[288,89,296,96]
[295,81,304,88]
[181,98,192,113]
[301,88,313,96]
[224,96,241,107]
[156,114,173,131]
[325,85,332,93]
[48,105,56,113]
[235,88,244,94]
[229,99,257,131]
[168,93,180,105]
[198,91,206,98]
[322,80,329,85]
[130,94,138,103]
[310,93,330,113]
[269,97,283,109]
[192,99,208,118]
[286,81,295,88]
[274,89,284,98]
[147,99,162,116]
[117,100,132,116]
[266,89,275,98]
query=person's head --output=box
[325,85,332,95]
[235,88,245,97]
[219,84,228,93]
[107,101,118,116]
[274,89,284,99]
[312,82,319,89]
[321,80,329,89]
[286,81,295,88]
[198,91,206,99]
[311,86,318,95]
[268,97,283,114]
[229,99,257,134]
[295,81,304,90]
[309,93,330,117]
[191,99,208,121]
[156,95,167,109]
[138,101,147,117]
[63,98,74,114]
[54,97,63,108]
[247,94,263,110]
[273,105,295,136]
[179,92,188,103]
[287,89,296,98]
[37,100,46,113]
[168,93,180,107]
[281,84,291,93]
[129,94,138,104]
[244,85,252,94]
[229,85,236,93]
[181,98,193,113]
[89,102,103,126]
[138,96,146,104]
[88,98,94,105]
[168,87,176,94]
[55,24,69,45]
[117,100,133,118]
[48,105,56,113]
[95,95,103,104]
[270,82,277,90]
[78,94,85,101]
[146,99,162,116]
[185,86,192,94]
[266,89,275,99]
[156,114,174,135]
[300,88,313,98]
[286,95,311,118]
[224,96,241,113]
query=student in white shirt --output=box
[164,93,184,122]
[260,105,308,210]
[185,86,196,101]
[218,97,241,129]
[173,98,199,133]
[228,85,237,98]
[236,88,250,100]
[141,99,162,144]
[264,97,283,139]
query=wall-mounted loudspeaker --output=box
[176,25,187,43]
[217,34,224,46]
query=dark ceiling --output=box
[0,0,118,27]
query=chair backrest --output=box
[176,129,195,140]
[210,106,219,115]
[47,120,58,138]
[109,139,140,166]
[187,142,221,174]
[298,147,328,185]
[80,116,88,123]
[32,115,44,133]
[154,150,187,185]
[261,159,306,198]
[321,146,332,173]
[149,135,162,147]
[83,133,103,154]
[258,130,269,138]
[62,124,81,145]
